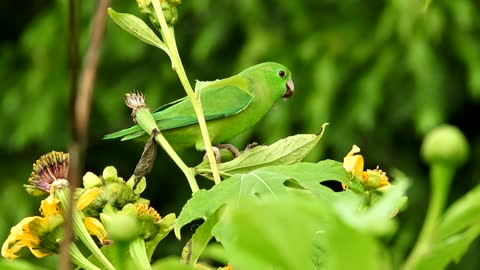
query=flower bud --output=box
[83,172,103,189]
[421,125,469,168]
[102,166,119,182]
[101,213,141,243]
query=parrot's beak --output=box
[282,79,294,98]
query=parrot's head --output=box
[269,63,294,99]
[242,62,294,100]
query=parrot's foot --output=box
[204,144,241,163]
[244,142,258,151]
[216,144,241,158]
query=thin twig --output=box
[60,0,78,267]
[62,1,110,269]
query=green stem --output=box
[403,164,454,270]
[151,0,221,185]
[129,238,152,270]
[56,188,116,270]
[154,132,199,193]
[70,243,103,270]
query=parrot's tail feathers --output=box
[103,125,143,140]
[121,131,145,141]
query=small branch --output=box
[62,0,110,269]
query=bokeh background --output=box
[1,0,479,268]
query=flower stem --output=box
[150,0,221,184]
[70,243,103,270]
[56,188,116,270]
[153,131,199,193]
[403,164,454,270]
[129,238,152,270]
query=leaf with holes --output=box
[175,160,348,238]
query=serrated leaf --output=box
[438,184,480,239]
[108,8,169,56]
[195,125,328,179]
[175,160,349,238]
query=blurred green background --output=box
[1,0,479,268]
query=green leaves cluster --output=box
[175,160,407,269]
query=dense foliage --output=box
[1,0,479,269]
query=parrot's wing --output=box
[155,77,254,130]
[104,76,253,140]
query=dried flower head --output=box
[125,91,148,121]
[26,151,69,194]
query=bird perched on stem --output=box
[104,62,294,159]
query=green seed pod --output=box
[421,125,469,168]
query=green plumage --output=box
[104,62,294,150]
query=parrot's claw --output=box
[216,144,241,158]
[244,142,258,151]
[203,144,241,163]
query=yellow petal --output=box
[76,187,102,211]
[343,145,364,175]
[29,247,53,258]
[40,194,60,217]
[2,217,46,259]
[84,217,107,242]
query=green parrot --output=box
[104,62,294,155]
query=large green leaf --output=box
[212,194,388,270]
[195,126,328,179]
[175,160,349,238]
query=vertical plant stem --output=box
[70,244,103,270]
[403,164,454,270]
[129,238,152,270]
[65,1,110,269]
[57,188,116,270]
[150,0,221,184]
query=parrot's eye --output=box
[278,70,286,78]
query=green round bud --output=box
[102,213,140,243]
[421,125,469,168]
[83,172,103,189]
[102,166,118,182]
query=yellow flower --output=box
[2,188,107,259]
[343,145,364,177]
[343,145,390,189]
[2,194,62,259]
